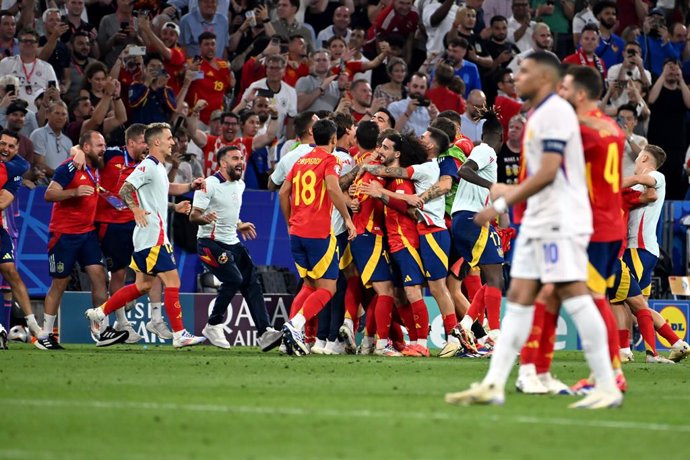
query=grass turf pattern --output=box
[0,346,688,460]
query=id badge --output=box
[99,190,128,211]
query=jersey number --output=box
[586,142,620,198]
[292,170,317,206]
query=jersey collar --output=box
[213,171,227,183]
[146,155,160,165]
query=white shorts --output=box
[510,233,590,284]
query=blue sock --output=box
[0,298,12,331]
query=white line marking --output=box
[2,398,690,433]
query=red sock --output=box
[442,313,458,335]
[102,284,143,315]
[619,329,630,349]
[374,295,394,340]
[594,297,622,369]
[466,284,486,321]
[520,301,545,365]
[635,309,657,354]
[290,285,316,319]
[300,288,333,321]
[305,317,318,341]
[364,295,378,336]
[344,277,361,326]
[163,287,184,332]
[464,274,482,301]
[411,299,429,339]
[535,310,557,374]
[657,322,681,346]
[484,285,502,331]
[397,303,418,341]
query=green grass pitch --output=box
[1,345,688,460]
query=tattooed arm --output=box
[418,175,452,202]
[339,165,360,191]
[361,164,410,179]
[120,182,149,227]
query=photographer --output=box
[639,8,680,79]
[603,42,651,111]
[388,72,439,136]
[129,54,176,124]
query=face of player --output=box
[0,15,16,40]
[420,131,435,158]
[389,63,407,84]
[89,71,106,93]
[0,134,18,161]
[407,75,428,98]
[557,75,579,108]
[223,149,244,181]
[128,134,148,160]
[579,30,599,54]
[597,7,617,30]
[242,115,261,137]
[200,38,216,60]
[157,129,175,159]
[352,83,372,107]
[515,58,543,101]
[394,0,413,16]
[328,39,346,60]
[373,111,392,131]
[6,111,25,131]
[222,116,240,141]
[380,138,399,166]
[333,7,351,30]
[491,20,508,42]
[507,118,524,143]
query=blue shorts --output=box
[586,241,622,295]
[350,231,390,287]
[608,258,642,303]
[290,234,339,280]
[390,246,425,287]
[623,248,658,297]
[130,243,177,276]
[336,232,352,270]
[419,229,451,281]
[451,211,504,268]
[48,231,104,278]
[97,221,136,272]
[0,228,15,265]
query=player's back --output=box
[331,148,355,235]
[521,94,592,237]
[352,163,386,236]
[384,178,419,251]
[270,143,314,187]
[127,155,170,250]
[579,109,626,243]
[627,170,665,256]
[451,143,497,214]
[285,147,338,239]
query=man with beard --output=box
[483,15,521,104]
[138,18,186,94]
[190,145,283,351]
[190,111,244,177]
[38,131,114,350]
[65,31,96,103]
[509,23,556,73]
[563,23,607,80]
[387,73,439,137]
[593,1,624,69]
[86,123,207,348]
[341,79,374,123]
[443,37,481,98]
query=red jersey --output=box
[619,187,644,256]
[96,147,137,224]
[202,135,248,177]
[384,178,419,252]
[240,57,266,97]
[48,160,99,234]
[284,61,310,87]
[286,147,339,238]
[580,109,626,243]
[454,135,474,157]
[427,87,465,114]
[562,51,607,78]
[187,58,232,124]
[331,61,365,81]
[161,46,187,94]
[370,5,419,38]
[352,165,386,236]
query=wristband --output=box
[492,197,508,214]
[270,115,279,120]
[262,18,270,23]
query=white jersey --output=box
[193,172,244,246]
[331,148,355,236]
[0,56,58,111]
[125,156,171,252]
[451,143,497,214]
[269,143,313,186]
[627,171,665,257]
[409,161,446,229]
[520,94,592,238]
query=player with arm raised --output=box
[278,119,356,356]
[445,52,622,409]
[85,123,206,348]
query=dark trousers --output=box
[316,271,347,341]
[198,238,270,334]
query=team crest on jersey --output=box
[138,165,146,172]
[218,252,228,264]
[56,262,64,273]
[334,164,341,176]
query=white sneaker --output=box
[202,323,230,349]
[669,340,690,363]
[538,372,574,395]
[258,327,283,352]
[438,335,461,358]
[645,353,675,364]
[445,382,505,406]
[338,324,356,354]
[357,336,375,355]
[323,340,346,355]
[279,342,288,354]
[311,338,327,355]
[374,340,402,357]
[173,329,206,348]
[568,389,623,409]
[282,321,310,356]
[146,320,173,340]
[84,307,105,336]
[620,349,634,363]
[114,321,143,344]
[515,366,549,395]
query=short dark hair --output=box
[592,0,617,18]
[383,132,427,167]
[438,110,462,127]
[0,129,19,143]
[330,112,355,140]
[490,15,508,26]
[374,107,395,129]
[198,31,216,44]
[144,53,163,66]
[221,111,240,124]
[312,119,337,145]
[582,23,600,35]
[566,65,603,101]
[288,0,300,8]
[289,34,305,42]
[125,123,147,142]
[239,109,257,125]
[294,111,316,138]
[643,144,666,169]
[17,28,39,41]
[523,51,563,76]
[68,96,89,115]
[447,37,469,50]
[144,122,172,145]
[355,121,379,150]
[617,103,638,118]
[217,145,241,163]
[624,41,642,52]
[427,127,450,154]
[495,68,513,85]
[430,118,456,147]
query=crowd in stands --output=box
[3,0,690,200]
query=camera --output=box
[48,80,57,88]
[257,88,274,98]
[5,84,15,94]
[627,50,636,58]
[120,21,129,31]
[412,94,430,107]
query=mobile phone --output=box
[257,88,274,98]
[193,55,202,63]
[193,71,205,80]
[120,21,129,31]
[245,10,256,27]
[5,84,15,94]
[280,44,289,54]
[48,80,57,88]
[129,46,147,56]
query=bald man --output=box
[316,6,352,47]
[460,90,487,144]
[508,23,558,73]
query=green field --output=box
[1,345,688,460]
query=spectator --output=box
[228,4,269,55]
[617,103,648,177]
[240,54,297,140]
[497,114,524,184]
[189,111,247,176]
[240,110,271,189]
[531,0,575,57]
[173,131,203,181]
[284,35,310,87]
[337,79,374,123]
[0,29,58,112]
[483,15,521,104]
[61,0,98,55]
[602,42,651,113]
[169,0,231,17]
[388,72,439,136]
[347,27,374,83]
[272,110,316,173]
[422,0,460,56]
[235,36,278,97]
[460,89,486,144]
[38,9,71,86]
[30,100,73,178]
[616,0,647,35]
[571,0,597,46]
[507,0,536,53]
[372,108,395,131]
[372,57,407,107]
[79,61,109,107]
[65,31,95,103]
[316,6,352,48]
[671,22,689,60]
[494,68,522,140]
[328,35,389,81]
[621,24,641,44]
[593,0,624,69]
[447,6,493,71]
[0,76,39,137]
[296,50,341,113]
[67,78,126,144]
[484,0,513,25]
[563,23,607,79]
[426,62,465,114]
[369,0,419,62]
[129,54,177,124]
[4,100,36,169]
[442,37,481,98]
[186,31,234,125]
[639,8,680,79]
[0,11,19,57]
[138,17,187,94]
[97,0,141,68]
[509,22,556,73]
[180,0,229,59]
[466,0,489,38]
[209,109,223,136]
[265,0,314,51]
[647,58,690,200]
